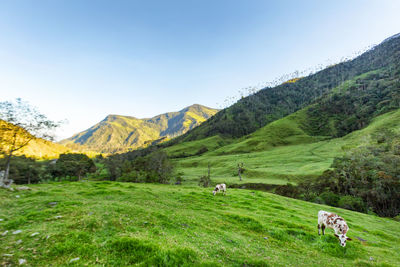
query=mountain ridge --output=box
[60,104,219,153]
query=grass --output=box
[171,109,400,186]
[1,181,399,266]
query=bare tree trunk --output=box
[4,153,11,181]
[237,163,243,181]
[0,153,13,189]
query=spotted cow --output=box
[318,210,352,247]
[213,183,226,196]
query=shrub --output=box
[175,172,184,185]
[105,150,175,184]
[338,196,367,213]
[198,175,211,187]
[195,146,208,155]
[275,183,300,198]
[320,192,340,207]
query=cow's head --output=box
[213,187,219,195]
[334,234,352,247]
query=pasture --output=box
[1,181,399,266]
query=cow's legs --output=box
[318,224,321,235]
[322,224,326,235]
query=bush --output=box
[195,146,208,155]
[198,175,211,188]
[175,172,184,185]
[320,192,340,207]
[338,196,367,213]
[312,196,324,204]
[105,150,175,184]
[275,183,300,198]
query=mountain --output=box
[60,104,219,153]
[164,32,400,146]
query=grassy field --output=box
[169,110,400,186]
[1,181,399,266]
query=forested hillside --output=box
[165,33,400,145]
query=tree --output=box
[198,163,212,187]
[0,99,59,188]
[0,155,42,184]
[147,151,174,184]
[52,153,96,180]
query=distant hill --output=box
[0,120,70,159]
[60,104,219,153]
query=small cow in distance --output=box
[318,210,352,247]
[213,184,226,196]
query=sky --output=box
[1,0,400,140]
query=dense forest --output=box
[300,67,400,138]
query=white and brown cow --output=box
[213,184,226,196]
[318,210,352,247]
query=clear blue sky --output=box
[1,0,400,140]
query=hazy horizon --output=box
[1,0,400,140]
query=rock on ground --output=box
[69,257,80,263]
[16,186,31,191]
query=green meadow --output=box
[168,109,400,186]
[1,181,399,266]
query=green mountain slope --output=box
[167,109,399,185]
[60,104,218,153]
[1,181,399,266]
[164,33,400,146]
[217,67,400,155]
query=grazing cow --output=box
[318,210,352,247]
[213,184,226,196]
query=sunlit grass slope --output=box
[0,120,70,159]
[1,182,399,266]
[169,109,400,185]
